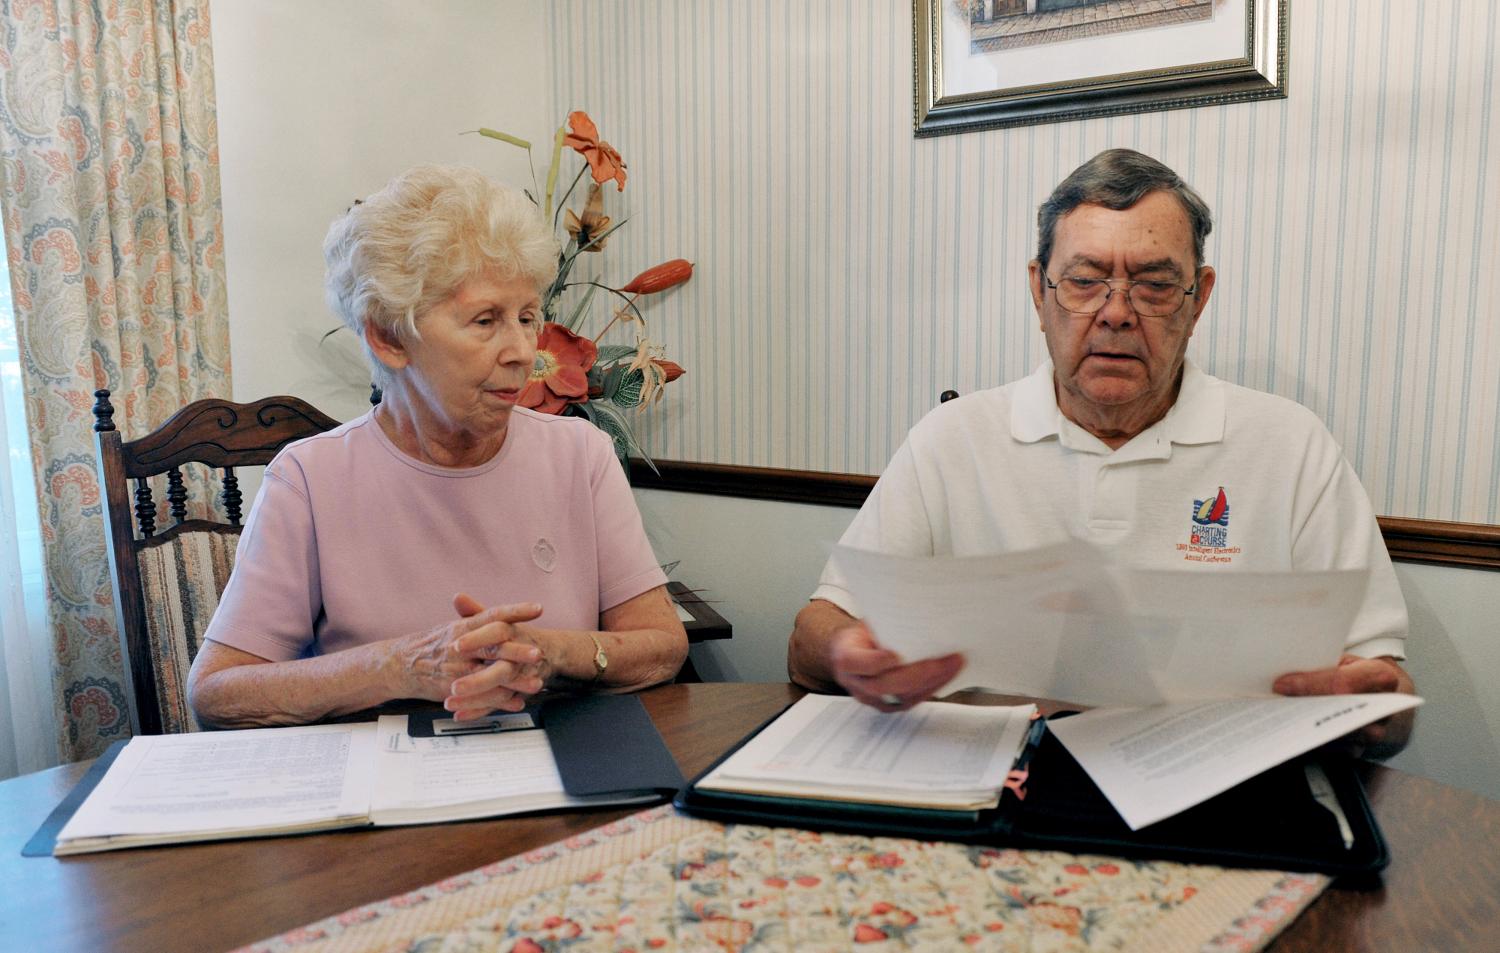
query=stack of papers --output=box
[698,694,1037,811]
[825,542,1422,829]
[53,716,651,855]
[830,540,1371,706]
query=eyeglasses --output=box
[1044,274,1198,317]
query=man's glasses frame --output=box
[1043,273,1199,317]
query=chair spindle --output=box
[134,479,156,537]
[167,468,187,523]
[222,467,242,525]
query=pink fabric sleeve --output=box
[202,458,323,662]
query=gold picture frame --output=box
[914,0,1289,137]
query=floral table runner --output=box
[236,806,1326,953]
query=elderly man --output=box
[787,149,1414,756]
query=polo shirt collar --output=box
[1010,358,1225,457]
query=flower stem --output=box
[553,166,588,229]
[593,294,641,343]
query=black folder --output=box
[674,704,1389,877]
[25,694,683,857]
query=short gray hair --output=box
[322,164,559,386]
[1035,149,1212,270]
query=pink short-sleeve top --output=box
[203,408,667,662]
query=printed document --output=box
[53,717,650,855]
[1046,692,1421,828]
[697,694,1036,810]
[830,541,1369,706]
[369,716,625,825]
[57,723,377,845]
[827,541,1421,829]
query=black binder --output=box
[674,704,1389,877]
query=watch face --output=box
[590,636,608,678]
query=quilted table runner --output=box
[237,806,1327,953]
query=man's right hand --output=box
[789,598,964,707]
[828,623,964,712]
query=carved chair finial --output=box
[92,389,117,432]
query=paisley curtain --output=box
[0,0,231,760]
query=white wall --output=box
[1389,560,1500,801]
[212,0,551,422]
[549,0,1500,526]
[640,488,1500,804]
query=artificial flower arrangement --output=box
[474,111,692,467]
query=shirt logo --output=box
[1176,487,1240,564]
[1189,486,1230,547]
[531,538,558,573]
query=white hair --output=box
[322,164,558,386]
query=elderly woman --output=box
[187,164,687,728]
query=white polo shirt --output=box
[813,359,1407,659]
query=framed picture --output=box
[914,0,1289,137]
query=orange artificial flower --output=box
[564,111,627,191]
[518,323,597,414]
[652,359,685,383]
[564,182,612,251]
[619,259,693,295]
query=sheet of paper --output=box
[1046,692,1423,829]
[699,694,1035,809]
[830,542,1369,706]
[368,716,610,824]
[58,723,376,840]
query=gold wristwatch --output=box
[587,633,608,681]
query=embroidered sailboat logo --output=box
[1189,487,1230,547]
[1193,486,1229,526]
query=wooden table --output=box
[2,682,1498,952]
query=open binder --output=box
[25,694,684,857]
[674,702,1389,877]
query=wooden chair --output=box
[92,391,340,735]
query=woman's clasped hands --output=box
[395,592,549,721]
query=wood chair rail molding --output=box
[627,459,1500,571]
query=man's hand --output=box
[1273,654,1416,757]
[829,623,964,712]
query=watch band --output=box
[587,633,608,682]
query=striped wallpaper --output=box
[546,0,1499,525]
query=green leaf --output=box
[612,369,644,408]
[586,398,651,467]
[560,282,600,333]
[594,344,636,365]
[599,363,625,401]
